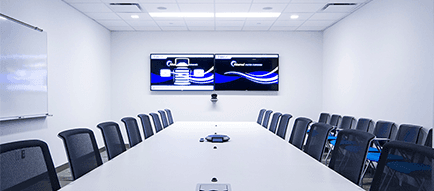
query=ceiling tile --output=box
[178,4,214,12]
[97,20,130,27]
[273,20,304,27]
[160,26,188,30]
[216,26,243,30]
[302,20,335,26]
[188,26,215,31]
[176,0,214,3]
[185,20,215,27]
[296,25,328,31]
[321,4,359,13]
[216,20,245,27]
[215,0,253,3]
[106,26,135,31]
[269,26,298,30]
[290,0,330,3]
[138,0,177,2]
[85,12,121,20]
[132,26,161,30]
[155,20,186,27]
[70,3,112,13]
[244,20,274,27]
[100,0,139,2]
[117,13,153,20]
[242,26,271,30]
[252,0,291,3]
[309,12,348,20]
[249,4,288,12]
[63,0,100,3]
[283,4,324,13]
[215,4,251,12]
[125,20,159,27]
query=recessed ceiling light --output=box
[290,14,299,19]
[263,7,273,10]
[157,7,167,10]
[131,15,139,19]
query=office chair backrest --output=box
[276,114,293,139]
[373,120,395,138]
[425,128,432,147]
[395,124,422,144]
[158,110,169,128]
[354,118,373,132]
[149,113,163,133]
[329,114,341,127]
[339,116,355,130]
[257,109,266,124]
[262,110,273,128]
[329,129,375,185]
[164,109,174,125]
[289,117,312,150]
[318,113,330,124]
[121,117,143,147]
[0,139,61,191]
[370,141,434,191]
[137,114,154,139]
[97,121,127,160]
[58,128,103,180]
[304,123,333,162]
[268,112,282,133]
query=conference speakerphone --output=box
[203,134,230,143]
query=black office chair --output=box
[276,114,292,140]
[355,118,374,133]
[328,129,375,186]
[97,121,127,160]
[318,112,330,124]
[121,117,143,147]
[138,114,155,139]
[164,109,174,125]
[268,112,282,134]
[303,123,334,162]
[158,110,169,128]
[257,109,266,124]
[149,113,163,133]
[262,110,273,128]
[370,141,434,191]
[289,117,312,150]
[0,140,61,191]
[425,128,432,147]
[329,114,341,127]
[58,128,103,180]
[394,124,422,144]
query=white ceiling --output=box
[62,0,372,31]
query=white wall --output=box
[110,31,323,139]
[323,0,434,129]
[0,0,111,166]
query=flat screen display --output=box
[214,54,279,91]
[150,54,214,91]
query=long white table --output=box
[59,122,365,191]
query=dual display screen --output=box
[150,54,279,91]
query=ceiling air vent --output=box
[321,3,358,12]
[109,3,142,13]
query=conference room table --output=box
[59,121,365,191]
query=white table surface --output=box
[59,121,365,191]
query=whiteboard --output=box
[0,17,48,120]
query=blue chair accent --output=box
[268,112,282,134]
[97,121,127,160]
[304,123,333,162]
[121,117,143,147]
[138,114,154,139]
[289,117,312,150]
[370,141,434,191]
[58,128,103,180]
[276,114,292,139]
[0,140,61,191]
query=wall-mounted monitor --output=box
[214,54,279,91]
[150,54,215,91]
